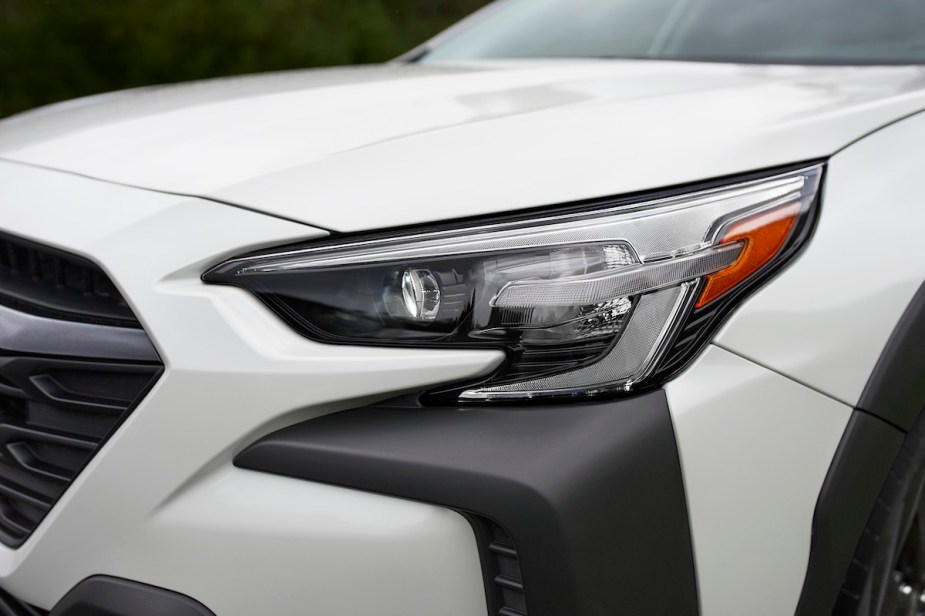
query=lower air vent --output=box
[466,515,527,616]
[0,585,48,615]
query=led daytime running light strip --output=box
[494,243,743,308]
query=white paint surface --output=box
[668,346,851,616]
[717,110,925,405]
[2,62,925,231]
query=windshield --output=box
[421,0,925,65]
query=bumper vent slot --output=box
[0,584,48,615]
[467,515,528,616]
[0,234,161,548]
[0,231,137,327]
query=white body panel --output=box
[0,161,500,614]
[717,110,925,405]
[2,62,925,231]
[667,346,851,616]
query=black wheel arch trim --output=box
[857,282,925,432]
[797,281,925,614]
[795,410,905,615]
[234,390,700,616]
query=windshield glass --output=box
[422,0,925,65]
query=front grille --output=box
[0,232,137,327]
[467,515,528,616]
[0,232,161,547]
[0,357,161,545]
[0,584,48,614]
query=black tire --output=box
[837,409,925,615]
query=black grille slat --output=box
[0,502,35,536]
[0,380,24,398]
[0,234,162,547]
[494,575,524,592]
[28,374,134,415]
[488,540,518,559]
[0,358,161,545]
[0,232,137,328]
[8,435,96,482]
[0,477,54,512]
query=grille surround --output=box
[0,233,161,547]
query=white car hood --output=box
[2,60,924,232]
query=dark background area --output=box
[0,0,490,119]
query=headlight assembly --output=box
[204,164,823,402]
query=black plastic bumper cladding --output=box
[0,576,216,616]
[49,576,216,616]
[235,390,700,616]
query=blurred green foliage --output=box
[0,0,489,118]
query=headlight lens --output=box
[204,165,822,402]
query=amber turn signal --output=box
[696,202,801,308]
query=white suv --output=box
[0,1,923,615]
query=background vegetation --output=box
[0,0,490,118]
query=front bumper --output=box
[0,160,499,615]
[235,390,698,616]
[0,160,852,616]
